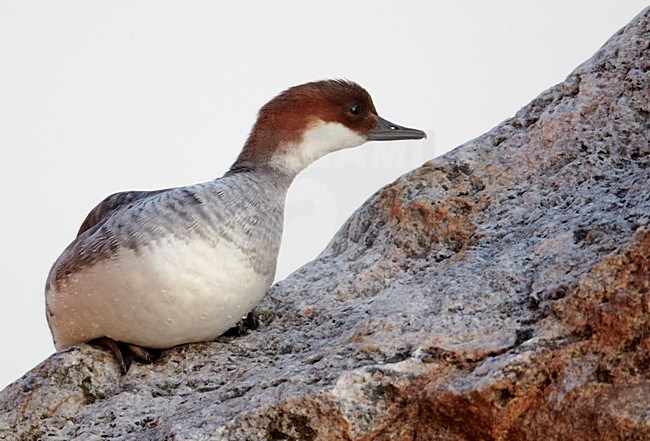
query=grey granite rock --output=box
[1,7,649,440]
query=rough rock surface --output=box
[2,8,649,441]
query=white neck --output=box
[268,120,367,176]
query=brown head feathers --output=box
[230,79,379,170]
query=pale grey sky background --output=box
[0,1,646,390]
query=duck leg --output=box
[222,309,259,337]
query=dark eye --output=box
[348,101,361,116]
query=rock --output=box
[2,7,649,440]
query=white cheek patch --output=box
[270,120,367,175]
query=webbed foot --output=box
[91,337,161,374]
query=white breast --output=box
[47,236,271,349]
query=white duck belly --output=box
[48,235,270,349]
